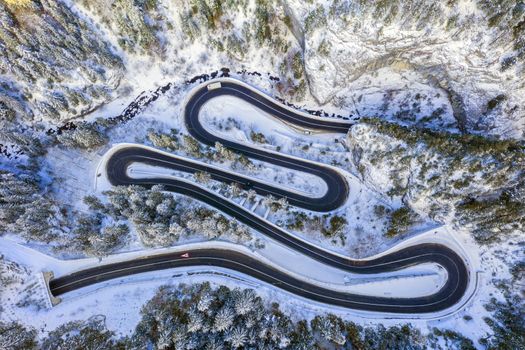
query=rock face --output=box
[0,0,123,123]
[285,0,525,139]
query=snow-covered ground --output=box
[1,72,499,344]
[1,0,523,347]
[87,77,398,257]
[0,219,488,341]
[0,75,509,348]
[2,86,485,336]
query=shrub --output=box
[322,215,347,238]
[486,94,507,111]
[148,129,180,151]
[386,206,417,237]
[250,130,267,143]
[304,5,327,33]
[481,295,525,349]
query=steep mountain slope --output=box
[0,0,123,123]
[0,1,523,348]
[286,0,525,138]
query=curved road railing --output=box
[50,79,470,314]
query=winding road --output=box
[49,79,470,314]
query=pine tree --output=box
[311,314,346,346]
[0,321,37,350]
[156,325,173,349]
[226,325,248,348]
[204,337,224,350]
[197,290,214,312]
[213,306,235,332]
[41,317,118,350]
[288,320,314,349]
[56,122,108,149]
[233,289,256,316]
[187,309,205,333]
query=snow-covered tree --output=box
[41,316,118,350]
[228,182,242,198]
[155,317,174,350]
[213,306,235,332]
[262,194,276,210]
[311,314,346,346]
[0,321,36,350]
[187,308,205,333]
[16,198,58,243]
[214,142,236,161]
[138,222,173,247]
[96,185,254,248]
[0,101,15,121]
[227,219,251,241]
[168,220,186,238]
[183,135,202,157]
[83,195,106,212]
[0,171,61,243]
[56,122,108,150]
[128,283,445,349]
[69,214,128,256]
[226,325,248,348]
[148,129,180,151]
[97,224,129,252]
[233,289,256,315]
[234,153,255,170]
[244,189,257,202]
[0,129,45,157]
[197,290,214,312]
[273,197,289,212]
[194,171,212,184]
[204,337,224,350]
[156,197,176,216]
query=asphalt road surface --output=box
[184,80,351,212]
[50,246,467,314]
[50,80,469,313]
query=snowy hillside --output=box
[0,0,523,349]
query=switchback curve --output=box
[50,79,470,314]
